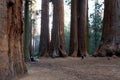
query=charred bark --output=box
[95,0,120,57]
[39,0,50,57]
[50,0,67,57]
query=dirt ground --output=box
[19,57,120,80]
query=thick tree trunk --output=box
[77,0,88,56]
[39,0,50,57]
[69,0,88,57]
[0,1,10,79]
[0,0,27,80]
[95,0,120,57]
[69,0,78,57]
[50,0,67,57]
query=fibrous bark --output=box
[39,0,50,57]
[0,0,27,80]
[77,0,88,56]
[94,0,120,57]
[69,0,88,57]
[69,0,78,57]
[50,0,67,57]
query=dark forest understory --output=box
[19,57,120,80]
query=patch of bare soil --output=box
[19,57,120,80]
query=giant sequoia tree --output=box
[77,0,88,56]
[39,0,50,57]
[95,0,120,57]
[69,0,78,57]
[0,0,27,80]
[69,0,88,57]
[50,0,67,57]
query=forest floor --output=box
[19,57,120,80]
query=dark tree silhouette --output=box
[39,0,50,57]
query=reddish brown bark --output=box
[39,0,50,57]
[0,1,10,79]
[50,0,67,57]
[69,0,78,57]
[77,0,88,56]
[0,0,27,80]
[69,0,88,57]
[95,0,120,57]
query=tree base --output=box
[94,42,120,57]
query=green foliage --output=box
[64,25,70,53]
[88,1,104,54]
[33,52,39,57]
[64,3,70,53]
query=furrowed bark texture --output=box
[69,0,78,57]
[50,0,67,57]
[0,0,27,80]
[39,0,50,57]
[95,0,120,57]
[69,0,88,57]
[0,1,10,79]
[77,0,88,56]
